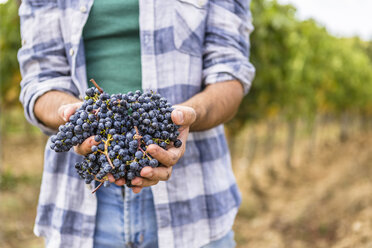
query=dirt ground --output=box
[0,133,46,248]
[233,127,372,248]
[1,123,372,248]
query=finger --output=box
[107,174,115,183]
[131,177,159,187]
[132,186,143,194]
[132,166,172,187]
[58,102,83,122]
[146,127,188,166]
[115,178,126,186]
[107,174,125,185]
[146,144,181,167]
[74,136,99,155]
[140,166,172,181]
[171,106,196,126]
[175,126,189,143]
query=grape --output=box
[149,159,158,168]
[135,151,143,159]
[50,81,182,192]
[174,139,182,148]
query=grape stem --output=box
[133,126,143,140]
[113,99,121,105]
[93,107,101,116]
[102,135,115,169]
[94,175,104,183]
[139,146,152,160]
[90,79,103,93]
[92,181,104,194]
[134,126,152,160]
[134,126,143,151]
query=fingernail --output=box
[176,110,184,124]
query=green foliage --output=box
[230,0,372,132]
[0,168,38,191]
[1,0,372,130]
[0,0,21,107]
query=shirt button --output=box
[80,6,87,13]
[197,0,205,7]
[69,48,74,56]
[144,34,150,44]
[22,39,26,45]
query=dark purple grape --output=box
[50,86,182,192]
[174,139,182,148]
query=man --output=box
[18,0,255,247]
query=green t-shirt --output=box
[83,0,141,95]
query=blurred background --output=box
[1,0,372,247]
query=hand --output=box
[58,103,119,184]
[130,105,196,193]
[57,103,197,190]
[58,102,127,186]
[57,102,83,123]
[57,103,99,155]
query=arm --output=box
[54,0,254,193]
[34,91,81,130]
[181,80,244,131]
[18,1,80,135]
[128,80,243,192]
[129,0,255,192]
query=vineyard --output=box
[1,0,372,247]
[2,113,372,247]
[232,120,372,247]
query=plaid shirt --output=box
[18,0,255,247]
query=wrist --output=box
[34,91,81,129]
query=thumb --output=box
[57,102,82,122]
[74,136,99,155]
[171,106,196,126]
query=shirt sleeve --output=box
[202,0,255,94]
[18,1,79,135]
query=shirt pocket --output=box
[173,0,208,57]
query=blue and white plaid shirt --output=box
[18,0,255,247]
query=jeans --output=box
[94,183,236,248]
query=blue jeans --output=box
[94,184,236,248]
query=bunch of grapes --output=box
[50,80,182,192]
